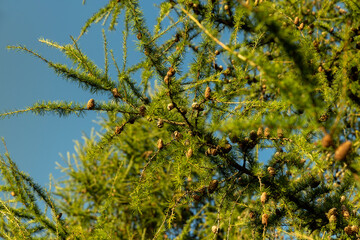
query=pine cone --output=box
[192,102,204,111]
[257,127,263,137]
[264,127,270,138]
[139,105,146,117]
[344,226,353,235]
[250,130,257,141]
[208,179,219,194]
[137,32,142,40]
[298,22,304,30]
[167,103,175,111]
[249,211,256,220]
[112,88,121,98]
[192,193,201,202]
[115,126,123,135]
[157,119,164,128]
[277,128,284,138]
[167,67,176,77]
[262,213,269,226]
[351,225,359,234]
[261,192,268,204]
[205,86,211,99]
[157,139,164,150]
[267,167,276,176]
[329,215,337,223]
[128,117,136,124]
[164,75,170,85]
[87,99,95,110]
[334,141,352,161]
[221,143,232,153]
[321,134,332,148]
[206,148,218,156]
[327,208,337,218]
[186,148,193,158]
[174,131,182,140]
[294,16,299,25]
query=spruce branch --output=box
[140,140,174,181]
[7,45,116,94]
[180,6,260,71]
[78,0,124,40]
[0,142,68,239]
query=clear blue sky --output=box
[0,1,160,186]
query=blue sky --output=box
[0,1,159,186]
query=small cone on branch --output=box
[192,193,201,202]
[327,208,337,218]
[186,148,193,158]
[11,191,16,197]
[321,134,333,148]
[277,128,284,138]
[192,102,204,111]
[112,88,121,98]
[167,67,176,77]
[206,147,218,156]
[208,179,219,194]
[250,130,257,141]
[222,143,232,153]
[115,126,123,135]
[211,225,218,234]
[139,105,146,116]
[298,22,304,30]
[57,213,62,220]
[87,99,95,110]
[164,75,170,85]
[261,192,268,204]
[137,32,142,40]
[344,226,353,235]
[257,127,263,137]
[157,119,164,128]
[128,116,136,124]
[249,211,256,221]
[267,167,276,176]
[334,141,352,161]
[157,139,164,150]
[329,215,337,223]
[174,131,183,140]
[294,16,299,25]
[167,103,175,111]
[205,86,211,99]
[262,213,269,226]
[264,127,270,138]
[351,225,359,234]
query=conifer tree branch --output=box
[0,101,137,119]
[180,6,260,71]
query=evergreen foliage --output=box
[1,0,360,239]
